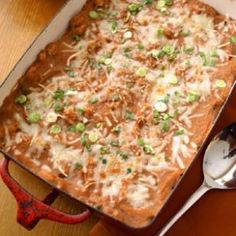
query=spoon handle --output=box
[158,183,210,236]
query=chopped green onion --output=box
[72,35,81,42]
[186,90,199,103]
[88,132,98,143]
[112,126,121,134]
[162,113,170,120]
[215,80,226,89]
[127,3,141,15]
[137,43,145,50]
[124,47,132,58]
[183,46,194,55]
[80,133,87,147]
[159,119,170,132]
[100,146,109,154]
[143,0,152,4]
[199,52,207,66]
[15,95,27,105]
[54,103,64,112]
[160,0,172,5]
[85,144,92,152]
[143,144,154,155]
[181,29,191,37]
[77,107,85,115]
[89,10,99,19]
[107,11,118,17]
[156,0,172,13]
[154,101,168,112]
[136,67,147,77]
[89,97,98,104]
[53,90,65,99]
[104,58,112,65]
[188,91,199,102]
[64,67,75,78]
[75,163,83,170]
[230,35,236,44]
[68,126,77,132]
[50,124,61,134]
[46,112,58,123]
[156,50,165,58]
[27,112,41,123]
[126,168,132,174]
[75,122,86,133]
[157,27,164,36]
[184,60,191,67]
[151,49,159,59]
[174,91,181,97]
[175,129,184,136]
[165,0,173,5]
[102,158,107,165]
[157,0,166,9]
[162,44,175,55]
[110,20,118,34]
[64,66,71,72]
[168,75,178,85]
[95,123,102,128]
[96,56,104,64]
[157,95,170,104]
[153,110,159,125]
[171,109,179,118]
[68,71,76,78]
[124,110,134,120]
[123,31,133,39]
[43,98,53,108]
[137,138,145,147]
[120,152,129,161]
[210,50,218,58]
[110,140,120,147]
[209,57,217,67]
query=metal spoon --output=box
[159,122,236,236]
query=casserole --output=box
[0,0,235,234]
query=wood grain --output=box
[0,1,98,235]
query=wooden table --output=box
[0,1,98,235]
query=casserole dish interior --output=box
[0,0,236,231]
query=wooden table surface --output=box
[0,1,98,235]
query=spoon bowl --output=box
[204,123,236,189]
[159,122,236,236]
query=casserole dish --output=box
[0,0,235,234]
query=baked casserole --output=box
[0,0,236,228]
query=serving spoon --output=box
[159,122,236,236]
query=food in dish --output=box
[0,0,236,228]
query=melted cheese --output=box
[127,184,150,209]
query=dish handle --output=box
[0,157,91,230]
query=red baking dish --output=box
[0,0,236,235]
